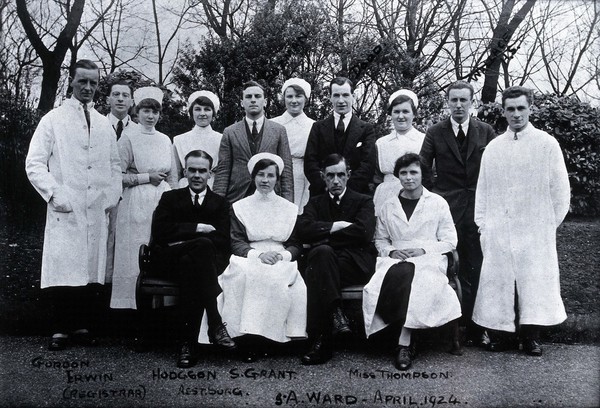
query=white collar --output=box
[450,116,470,137]
[108,113,130,128]
[333,111,352,126]
[189,187,207,204]
[328,188,347,201]
[245,115,265,131]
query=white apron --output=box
[199,192,307,343]
[172,125,222,188]
[111,130,173,309]
[373,128,425,214]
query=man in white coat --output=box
[473,86,570,356]
[26,60,122,351]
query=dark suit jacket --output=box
[151,187,231,271]
[304,114,376,195]
[420,117,495,224]
[296,188,377,277]
[212,119,294,203]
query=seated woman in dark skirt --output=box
[362,153,462,370]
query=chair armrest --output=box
[444,249,459,278]
[139,244,152,276]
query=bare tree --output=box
[478,0,537,103]
[16,0,86,112]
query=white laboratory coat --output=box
[473,125,570,332]
[25,98,122,288]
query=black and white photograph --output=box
[0,0,598,406]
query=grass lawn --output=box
[0,211,598,342]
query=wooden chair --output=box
[135,244,180,310]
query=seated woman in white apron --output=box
[199,153,307,361]
[363,153,461,371]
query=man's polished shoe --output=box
[394,346,413,371]
[48,335,68,351]
[301,335,333,365]
[332,307,352,335]
[524,339,543,356]
[177,342,197,368]
[71,330,98,347]
[208,323,237,350]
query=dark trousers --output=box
[43,284,103,335]
[375,262,415,325]
[456,217,483,334]
[303,245,370,337]
[152,237,222,342]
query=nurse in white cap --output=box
[271,78,315,214]
[373,89,425,215]
[111,86,178,310]
[173,90,223,188]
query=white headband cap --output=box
[247,153,284,176]
[281,78,311,98]
[187,90,220,113]
[134,87,164,106]
[388,89,419,109]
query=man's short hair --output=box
[108,79,133,97]
[184,149,214,169]
[393,153,432,186]
[502,86,533,107]
[321,153,348,171]
[446,80,474,99]
[70,59,99,78]
[241,80,265,95]
[330,77,354,93]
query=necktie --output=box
[333,194,340,205]
[457,124,466,147]
[514,132,518,140]
[83,104,90,132]
[335,114,345,150]
[194,194,200,209]
[252,121,258,139]
[336,114,345,134]
[116,120,123,140]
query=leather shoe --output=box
[208,323,237,350]
[394,346,413,371]
[465,331,490,348]
[301,335,333,365]
[177,342,197,368]
[332,307,352,335]
[48,336,68,351]
[524,339,543,356]
[71,330,98,347]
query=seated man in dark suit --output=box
[151,150,236,368]
[304,76,376,196]
[296,154,377,365]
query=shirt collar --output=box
[450,116,469,137]
[189,187,207,204]
[107,113,130,128]
[333,111,352,127]
[280,111,306,124]
[245,115,265,131]
[328,188,347,201]
[66,98,94,110]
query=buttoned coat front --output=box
[212,119,293,203]
[420,117,496,224]
[25,99,122,288]
[304,115,376,195]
